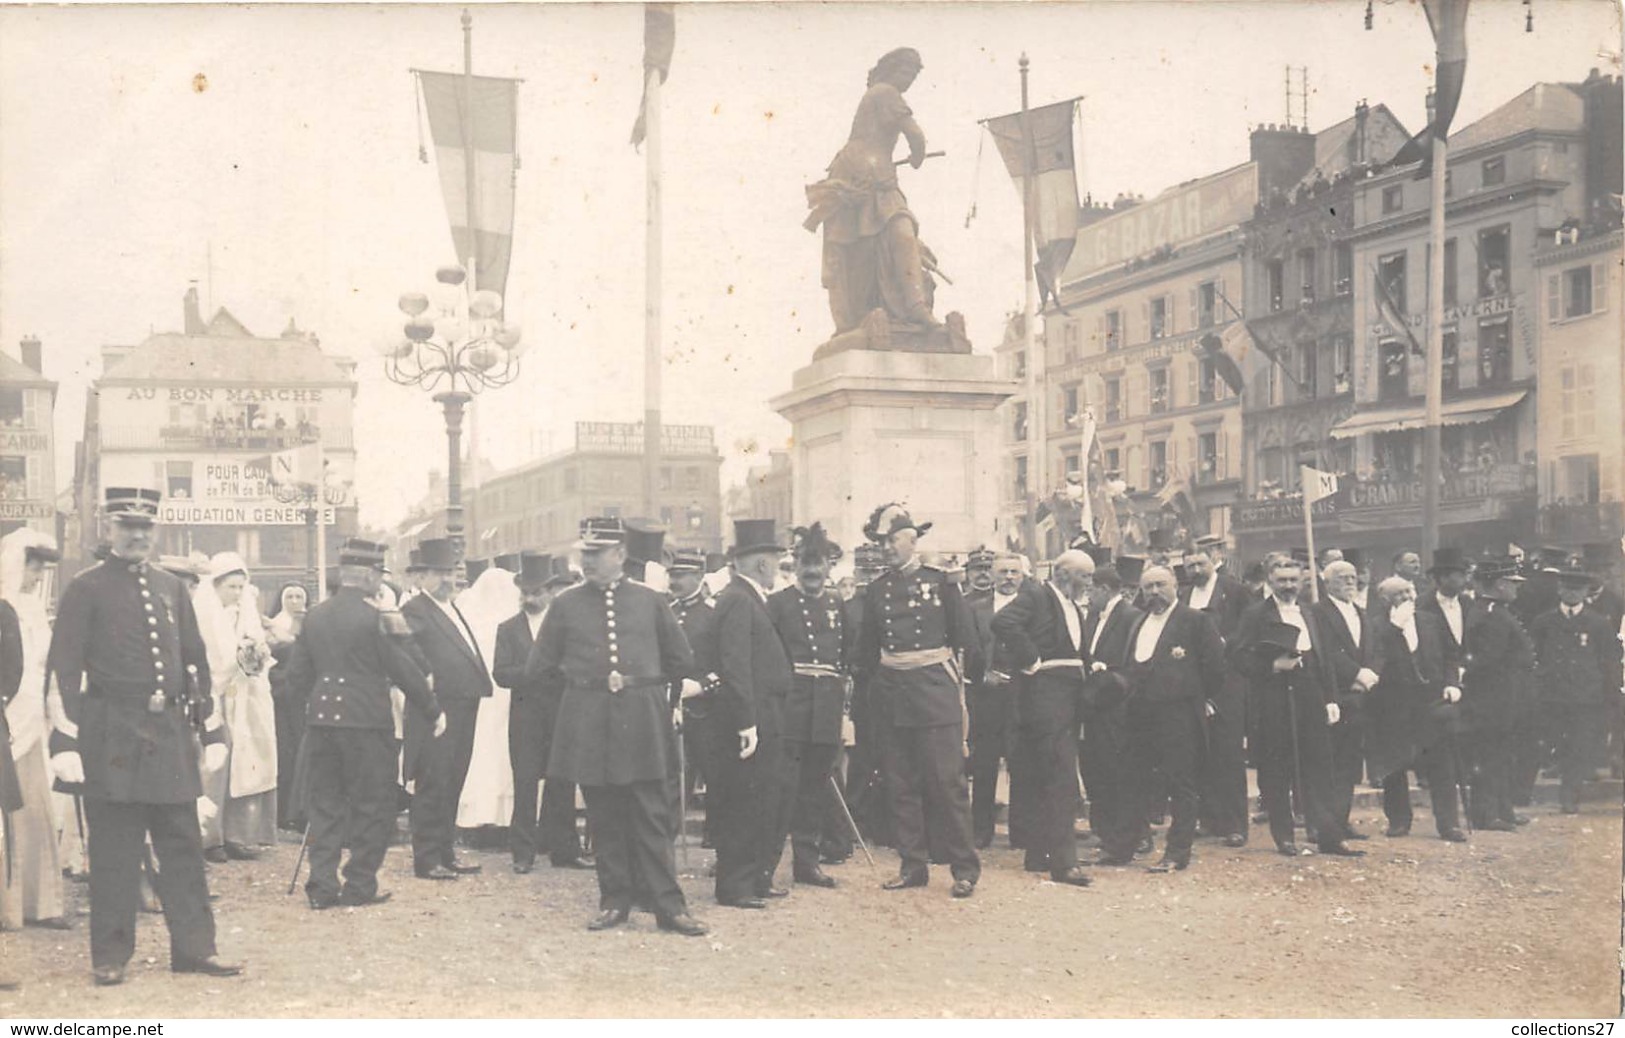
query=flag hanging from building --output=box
[416,70,520,298]
[257,443,324,488]
[1302,465,1340,505]
[1371,262,1426,357]
[983,98,1083,309]
[631,4,676,147]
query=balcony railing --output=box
[99,424,353,451]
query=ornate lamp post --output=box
[270,462,344,599]
[379,264,526,559]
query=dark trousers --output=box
[272,685,307,829]
[706,715,779,902]
[818,746,855,858]
[967,682,1014,846]
[1128,698,1202,858]
[580,781,687,919]
[1325,711,1366,835]
[410,700,478,870]
[1016,719,1081,873]
[1550,703,1606,809]
[882,721,980,882]
[1469,726,1515,825]
[770,739,840,875]
[509,692,579,865]
[1198,678,1250,839]
[1084,715,1139,859]
[304,726,397,903]
[683,707,728,847]
[84,798,217,970]
[1382,741,1460,834]
[1254,685,1338,847]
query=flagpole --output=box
[1422,91,1446,565]
[1019,53,1044,563]
[642,62,662,524]
[1301,466,1320,605]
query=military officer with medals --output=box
[281,539,441,908]
[524,518,706,936]
[1460,557,1536,830]
[855,503,981,898]
[765,523,850,889]
[45,487,242,986]
[668,549,721,850]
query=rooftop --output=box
[100,307,353,385]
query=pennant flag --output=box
[1198,329,1247,396]
[417,70,520,298]
[1302,465,1340,505]
[1393,0,1471,178]
[255,443,323,487]
[1371,262,1426,357]
[984,98,1082,310]
[631,4,676,147]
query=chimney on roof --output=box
[18,335,42,374]
[1250,120,1317,198]
[184,283,204,334]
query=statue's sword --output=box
[894,151,946,166]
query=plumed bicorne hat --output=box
[790,522,843,567]
[863,502,931,545]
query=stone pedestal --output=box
[770,349,1015,554]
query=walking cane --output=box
[73,794,89,875]
[676,723,689,868]
[1283,664,1307,848]
[286,821,311,896]
[828,774,876,867]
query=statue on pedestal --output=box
[804,48,970,360]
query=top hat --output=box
[493,552,522,574]
[669,548,706,574]
[418,538,458,571]
[405,548,426,574]
[546,555,578,590]
[1147,527,1177,553]
[1254,620,1305,657]
[576,517,626,551]
[464,558,490,582]
[1083,543,1113,568]
[515,551,553,588]
[104,486,162,525]
[1427,546,1469,575]
[790,522,843,567]
[338,538,388,571]
[1339,547,1366,570]
[624,523,667,565]
[729,519,784,559]
[966,547,997,571]
[1115,555,1147,586]
[704,552,727,574]
[863,503,932,544]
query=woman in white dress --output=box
[453,567,518,831]
[194,552,278,860]
[0,528,67,929]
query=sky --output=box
[2,0,1619,531]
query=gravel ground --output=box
[3,792,1620,1019]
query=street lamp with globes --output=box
[379,263,527,559]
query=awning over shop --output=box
[1328,389,1528,440]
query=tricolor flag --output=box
[1302,465,1340,506]
[631,4,676,147]
[1393,0,1471,178]
[1371,262,1426,357]
[416,70,520,298]
[983,98,1083,311]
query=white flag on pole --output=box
[260,443,323,487]
[1301,465,1339,505]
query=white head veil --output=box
[455,567,520,671]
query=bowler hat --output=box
[515,551,552,588]
[729,519,784,559]
[1427,546,1468,575]
[104,486,161,525]
[1254,620,1305,657]
[418,538,458,571]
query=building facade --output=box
[78,288,359,595]
[0,336,57,540]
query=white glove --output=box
[51,751,84,786]
[738,725,759,760]
[1272,656,1302,673]
[1354,668,1379,692]
[203,742,228,772]
[680,678,703,699]
[672,705,683,731]
[197,795,219,826]
[1090,661,1108,674]
[433,711,448,738]
[1443,686,1462,704]
[1325,702,1341,726]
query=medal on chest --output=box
[1579,632,1589,648]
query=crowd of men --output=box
[4,484,1622,988]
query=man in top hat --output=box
[765,523,851,890]
[524,518,705,935]
[494,552,589,873]
[706,519,794,907]
[400,538,493,880]
[1418,547,1473,661]
[464,558,491,584]
[1460,557,1535,830]
[281,539,441,909]
[855,503,981,898]
[493,552,521,575]
[1079,560,1145,863]
[401,548,427,602]
[1230,555,1364,857]
[1146,527,1178,568]
[45,487,242,986]
[991,549,1099,883]
[624,523,668,590]
[1179,540,1251,846]
[964,549,1024,850]
[1311,560,1379,843]
[668,549,722,849]
[1528,559,1624,813]
[1364,577,1466,841]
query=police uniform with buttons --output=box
[669,550,723,846]
[45,486,224,975]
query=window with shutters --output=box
[1557,454,1601,504]
[1104,447,1121,475]
[1478,225,1510,298]
[1478,316,1512,386]
[1332,334,1353,395]
[1148,441,1168,489]
[1105,310,1122,352]
[1149,367,1170,414]
[1150,296,1169,339]
[0,388,23,429]
[1012,401,1028,442]
[1197,281,1217,329]
[1563,265,1595,317]
[1267,260,1285,312]
[1333,243,1353,296]
[1198,432,1219,483]
[1298,248,1317,305]
[1560,364,1598,440]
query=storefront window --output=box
[0,456,25,501]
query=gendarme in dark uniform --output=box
[45,487,241,986]
[854,504,981,897]
[669,549,722,849]
[281,539,439,908]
